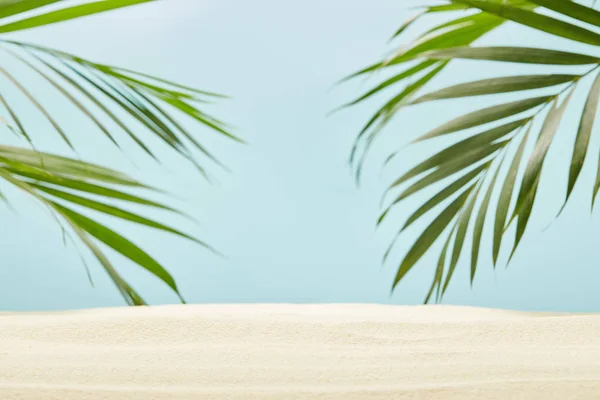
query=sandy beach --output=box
[1,304,599,399]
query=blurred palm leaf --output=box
[0,0,235,304]
[341,0,600,302]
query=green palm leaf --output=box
[422,46,600,65]
[493,125,532,266]
[0,0,233,305]
[471,156,503,284]
[567,71,600,205]
[528,0,600,27]
[0,145,209,304]
[414,96,549,142]
[341,0,600,302]
[411,74,577,104]
[0,0,153,34]
[442,184,480,296]
[510,90,575,228]
[393,187,473,289]
[1,1,62,19]
[453,0,600,45]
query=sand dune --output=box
[1,304,599,399]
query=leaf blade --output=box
[422,46,600,65]
[493,125,531,265]
[442,185,480,296]
[414,97,547,142]
[54,203,184,302]
[0,0,154,34]
[412,74,577,104]
[393,187,472,289]
[471,158,503,283]
[528,0,600,28]
[453,0,600,46]
[567,70,600,205]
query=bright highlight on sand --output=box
[1,304,599,399]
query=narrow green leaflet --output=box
[0,0,154,34]
[422,46,600,65]
[54,203,185,302]
[111,66,227,98]
[426,4,470,13]
[567,70,600,206]
[0,65,73,148]
[6,49,120,146]
[510,175,539,263]
[441,185,481,296]
[390,165,485,230]
[134,92,226,172]
[349,62,446,166]
[424,225,456,304]
[453,0,600,46]
[511,90,575,226]
[423,11,484,35]
[32,54,146,151]
[6,39,233,169]
[471,157,503,283]
[60,63,160,158]
[385,13,504,67]
[100,68,207,101]
[7,166,179,213]
[0,93,30,141]
[411,74,577,104]
[392,144,501,202]
[0,145,142,186]
[342,60,437,108]
[71,223,146,306]
[92,73,181,147]
[341,9,504,81]
[145,87,240,142]
[33,184,208,248]
[528,0,600,28]
[0,1,61,19]
[392,187,472,289]
[390,11,425,40]
[391,118,527,188]
[414,97,547,142]
[593,150,600,210]
[493,125,531,266]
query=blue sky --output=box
[1,0,599,312]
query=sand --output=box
[1,304,599,399]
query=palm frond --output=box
[0,1,238,175]
[0,144,215,305]
[0,0,234,304]
[341,0,600,301]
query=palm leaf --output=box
[411,74,577,104]
[493,125,532,266]
[414,96,549,142]
[0,0,231,305]
[452,0,600,46]
[0,38,236,175]
[471,155,504,284]
[0,145,207,304]
[566,71,600,206]
[528,0,600,27]
[441,183,480,296]
[422,46,600,65]
[0,0,154,34]
[341,0,600,301]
